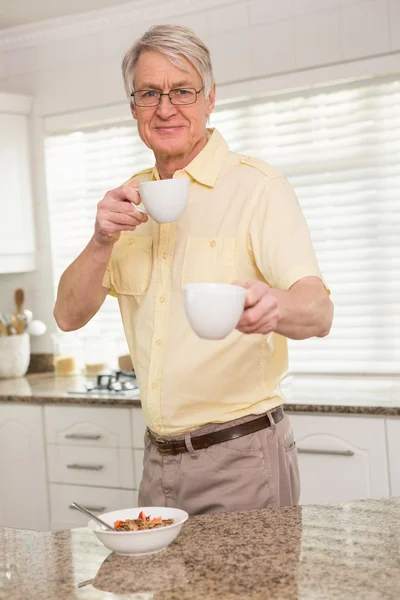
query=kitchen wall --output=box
[0,0,399,352]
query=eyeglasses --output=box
[131,87,204,107]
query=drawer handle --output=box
[66,463,104,471]
[64,434,102,441]
[69,504,106,513]
[298,448,354,457]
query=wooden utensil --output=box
[14,288,24,314]
[12,288,25,334]
[15,318,25,334]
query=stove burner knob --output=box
[123,381,136,390]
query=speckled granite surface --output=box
[1,498,399,599]
[1,373,400,415]
[0,373,141,406]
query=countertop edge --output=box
[0,394,142,407]
[283,402,400,416]
[0,394,400,415]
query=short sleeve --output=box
[249,177,328,291]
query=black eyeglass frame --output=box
[130,86,205,107]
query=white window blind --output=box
[45,126,153,353]
[45,78,400,374]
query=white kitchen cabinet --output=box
[131,406,146,449]
[0,404,48,530]
[49,483,138,530]
[47,444,135,489]
[288,413,389,505]
[44,405,139,532]
[131,407,146,490]
[134,449,144,490]
[44,405,132,447]
[386,418,400,497]
[0,93,36,273]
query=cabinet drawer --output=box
[44,406,132,448]
[49,483,138,530]
[47,445,135,489]
[131,407,146,449]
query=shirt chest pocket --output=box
[110,236,153,296]
[181,237,237,289]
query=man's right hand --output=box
[94,179,148,245]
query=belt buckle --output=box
[157,438,172,455]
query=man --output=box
[54,25,333,515]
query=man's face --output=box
[131,50,215,158]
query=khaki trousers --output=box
[138,409,300,515]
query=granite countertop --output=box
[0,373,141,407]
[1,497,399,600]
[1,373,400,415]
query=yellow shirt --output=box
[103,129,324,435]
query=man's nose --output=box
[156,94,178,118]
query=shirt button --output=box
[159,296,165,303]
[162,252,168,260]
[151,382,159,390]
[209,240,216,248]
[128,238,135,245]
[156,339,163,346]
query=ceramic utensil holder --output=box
[0,332,30,378]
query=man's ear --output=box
[130,101,138,121]
[205,83,216,117]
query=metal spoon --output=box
[71,502,115,531]
[77,578,94,589]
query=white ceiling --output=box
[0,0,134,30]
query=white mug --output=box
[184,283,246,340]
[133,178,190,224]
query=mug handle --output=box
[131,202,147,214]
[129,187,147,214]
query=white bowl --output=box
[184,283,246,340]
[88,506,189,557]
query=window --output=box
[45,126,153,353]
[45,77,400,374]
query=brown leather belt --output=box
[148,406,284,455]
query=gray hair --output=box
[122,25,215,100]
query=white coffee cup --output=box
[134,178,190,224]
[184,283,246,340]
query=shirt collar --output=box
[152,128,229,188]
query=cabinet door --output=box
[0,404,48,530]
[134,449,144,490]
[131,407,146,449]
[386,418,400,497]
[288,414,389,505]
[0,106,36,273]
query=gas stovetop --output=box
[68,370,139,396]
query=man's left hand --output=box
[234,281,281,335]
